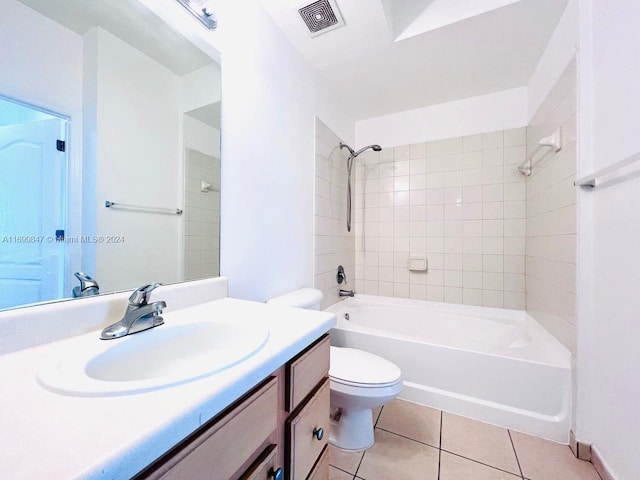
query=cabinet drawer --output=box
[240,444,282,480]
[286,334,330,412]
[147,376,278,480]
[306,446,329,480]
[286,378,330,480]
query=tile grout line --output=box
[329,465,356,478]
[508,429,525,479]
[353,406,383,480]
[437,410,443,480]
[375,427,440,450]
[353,448,366,480]
[440,449,523,478]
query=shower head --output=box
[340,143,382,158]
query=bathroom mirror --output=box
[0,0,221,311]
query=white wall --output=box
[85,28,182,292]
[0,0,82,119]
[219,2,351,301]
[355,87,528,149]
[0,0,84,292]
[527,0,579,122]
[575,1,640,479]
[181,63,221,114]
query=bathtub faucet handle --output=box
[337,265,347,284]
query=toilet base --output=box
[329,408,375,451]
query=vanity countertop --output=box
[0,297,335,480]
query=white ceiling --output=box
[258,0,568,120]
[18,0,215,75]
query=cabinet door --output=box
[145,377,278,480]
[286,335,330,412]
[285,379,330,480]
[240,444,284,480]
[306,446,329,480]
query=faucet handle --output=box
[129,283,162,306]
[337,265,347,284]
[74,272,99,290]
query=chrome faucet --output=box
[100,283,166,340]
[72,272,99,298]
[339,289,355,297]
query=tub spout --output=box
[339,289,355,297]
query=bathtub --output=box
[326,294,571,442]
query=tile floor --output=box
[329,399,602,480]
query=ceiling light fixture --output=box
[175,0,217,30]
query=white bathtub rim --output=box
[327,294,524,324]
[327,295,571,369]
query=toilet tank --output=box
[266,288,323,310]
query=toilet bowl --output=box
[329,346,402,451]
[267,288,402,451]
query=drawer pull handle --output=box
[268,467,283,480]
[313,427,324,441]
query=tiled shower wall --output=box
[184,149,221,280]
[353,129,527,309]
[314,119,355,309]
[525,60,577,352]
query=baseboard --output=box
[591,446,616,480]
[569,430,592,461]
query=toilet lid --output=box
[329,346,401,387]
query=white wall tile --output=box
[444,287,463,304]
[427,140,444,156]
[463,134,483,152]
[483,131,504,149]
[483,184,504,202]
[410,142,427,159]
[463,151,483,169]
[483,290,503,308]
[525,61,577,352]
[426,286,444,302]
[483,255,504,272]
[463,288,483,306]
[463,254,483,271]
[463,271,483,289]
[351,127,527,311]
[483,148,504,167]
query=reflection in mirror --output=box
[0,0,221,311]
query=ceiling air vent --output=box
[298,0,345,37]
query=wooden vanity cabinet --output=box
[135,334,330,480]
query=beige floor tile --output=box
[357,429,439,480]
[329,445,364,474]
[376,399,441,447]
[441,413,520,475]
[440,451,523,479]
[510,431,601,480]
[330,465,354,480]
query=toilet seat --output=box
[330,346,401,388]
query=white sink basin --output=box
[37,314,269,396]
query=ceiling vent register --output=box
[298,0,345,37]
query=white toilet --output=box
[267,288,402,451]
